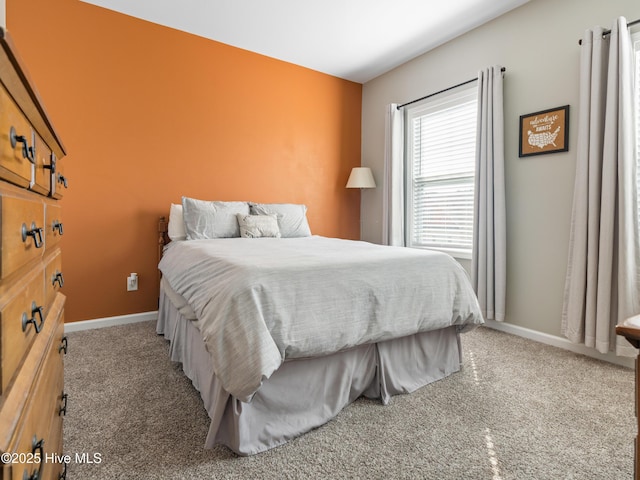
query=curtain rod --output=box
[578,18,640,45]
[396,67,506,110]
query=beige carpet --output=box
[62,321,635,479]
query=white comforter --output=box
[159,236,484,402]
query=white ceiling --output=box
[80,0,529,83]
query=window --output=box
[405,84,478,259]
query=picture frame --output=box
[519,105,569,157]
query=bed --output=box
[156,198,484,455]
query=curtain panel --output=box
[382,103,405,247]
[472,66,507,322]
[562,17,640,356]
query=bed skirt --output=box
[157,282,463,455]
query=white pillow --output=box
[182,197,249,239]
[249,203,311,237]
[236,214,281,238]
[168,203,187,241]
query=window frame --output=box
[404,83,478,260]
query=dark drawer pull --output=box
[59,336,68,354]
[32,436,44,456]
[57,174,68,188]
[22,222,44,248]
[22,436,44,480]
[43,154,56,173]
[52,271,64,288]
[10,126,35,164]
[22,302,44,334]
[59,462,67,480]
[59,392,68,416]
[52,220,64,235]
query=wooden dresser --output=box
[616,317,640,480]
[0,30,68,480]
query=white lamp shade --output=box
[346,167,376,188]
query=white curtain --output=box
[472,66,507,322]
[562,17,640,356]
[382,103,405,246]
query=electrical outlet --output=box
[127,273,138,291]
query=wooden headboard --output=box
[158,215,170,253]
[158,216,170,290]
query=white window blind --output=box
[405,84,478,258]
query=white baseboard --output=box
[483,319,635,369]
[64,311,158,333]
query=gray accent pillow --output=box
[249,203,311,237]
[182,197,249,239]
[236,214,281,238]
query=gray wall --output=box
[361,0,640,339]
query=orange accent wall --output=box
[7,0,362,322]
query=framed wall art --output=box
[519,105,569,157]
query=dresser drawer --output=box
[7,315,64,480]
[51,159,67,200]
[0,83,34,189]
[41,316,66,480]
[31,133,52,196]
[40,414,64,480]
[44,251,63,317]
[0,194,45,279]
[44,202,63,251]
[0,269,45,393]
